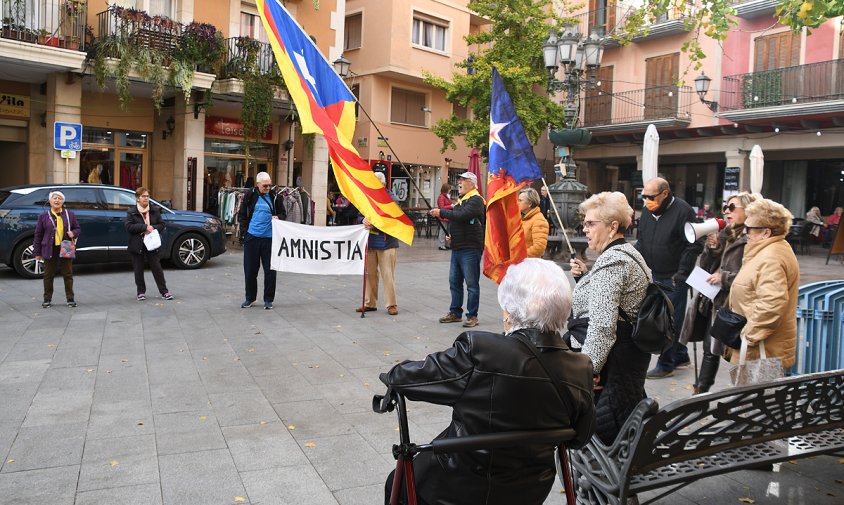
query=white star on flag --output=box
[293,51,318,92]
[489,117,509,151]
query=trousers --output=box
[130,250,168,295]
[365,248,397,309]
[43,244,74,302]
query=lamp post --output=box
[542,26,603,233]
[694,71,718,112]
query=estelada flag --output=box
[483,67,543,283]
[256,0,414,245]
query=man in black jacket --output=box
[430,172,485,327]
[635,177,703,378]
[239,172,286,310]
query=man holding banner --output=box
[240,172,286,310]
[357,172,400,315]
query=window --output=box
[345,13,362,50]
[584,66,613,126]
[61,188,101,210]
[240,11,269,43]
[754,31,800,71]
[412,14,448,52]
[102,188,138,211]
[452,103,468,120]
[391,88,427,127]
[644,53,679,120]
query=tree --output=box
[424,0,565,153]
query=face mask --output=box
[645,198,661,212]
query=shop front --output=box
[203,116,275,216]
[79,128,148,191]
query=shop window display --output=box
[80,128,146,190]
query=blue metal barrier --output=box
[793,280,844,374]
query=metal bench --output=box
[571,369,844,504]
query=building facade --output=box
[341,0,484,208]
[555,0,844,219]
[0,0,343,224]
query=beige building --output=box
[0,0,341,225]
[341,0,486,208]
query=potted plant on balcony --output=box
[172,22,226,101]
[62,0,86,50]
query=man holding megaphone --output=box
[635,177,704,379]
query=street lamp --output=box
[333,54,351,78]
[694,71,718,112]
[544,28,604,129]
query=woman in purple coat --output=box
[33,191,81,307]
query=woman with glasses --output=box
[125,187,173,301]
[692,192,758,393]
[727,198,799,371]
[567,192,650,446]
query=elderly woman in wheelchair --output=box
[379,258,596,505]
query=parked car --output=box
[0,184,227,279]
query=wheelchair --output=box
[373,388,578,505]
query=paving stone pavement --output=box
[0,236,842,505]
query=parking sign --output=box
[54,122,83,151]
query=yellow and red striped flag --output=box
[256,0,414,244]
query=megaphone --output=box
[685,218,726,243]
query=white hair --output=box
[48,191,65,201]
[373,172,386,186]
[498,258,572,333]
[256,172,271,184]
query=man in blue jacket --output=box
[431,172,486,328]
[636,177,703,378]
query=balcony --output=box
[211,37,288,101]
[729,0,779,19]
[96,6,182,61]
[719,59,844,121]
[581,85,692,132]
[562,2,690,47]
[0,0,87,50]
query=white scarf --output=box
[137,203,150,226]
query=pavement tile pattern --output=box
[0,237,841,504]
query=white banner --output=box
[271,221,369,275]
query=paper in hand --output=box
[685,266,721,301]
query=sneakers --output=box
[264,302,273,310]
[240,300,254,308]
[355,306,377,313]
[67,300,77,308]
[674,357,692,369]
[646,367,674,379]
[439,312,462,323]
[41,301,51,308]
[438,246,448,250]
[162,292,174,301]
[137,294,146,301]
[462,316,479,328]
[387,305,398,315]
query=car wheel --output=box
[172,233,209,269]
[12,241,44,279]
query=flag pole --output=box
[541,178,576,260]
[355,101,448,236]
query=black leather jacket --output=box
[125,206,164,255]
[381,329,595,505]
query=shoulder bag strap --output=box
[610,248,648,325]
[512,332,577,505]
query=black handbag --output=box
[710,307,747,350]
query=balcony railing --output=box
[96,7,182,61]
[582,85,692,127]
[221,37,280,79]
[720,59,844,112]
[562,1,688,40]
[0,0,87,50]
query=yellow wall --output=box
[196,0,231,37]
[81,93,155,132]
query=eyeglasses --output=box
[139,195,150,198]
[260,184,271,189]
[743,226,768,233]
[723,203,743,213]
[641,191,664,201]
[582,220,604,229]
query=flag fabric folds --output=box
[256,0,414,245]
[483,67,544,283]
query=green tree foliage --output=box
[424,0,565,153]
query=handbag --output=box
[59,239,76,259]
[710,307,747,350]
[143,229,162,251]
[729,338,783,387]
[680,292,712,344]
[616,250,675,355]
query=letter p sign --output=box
[54,122,83,151]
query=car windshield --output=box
[0,190,10,206]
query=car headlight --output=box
[204,217,222,231]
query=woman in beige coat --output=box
[727,198,799,369]
[518,188,549,258]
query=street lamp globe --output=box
[543,32,559,73]
[583,34,603,69]
[333,54,351,78]
[694,71,712,100]
[557,28,580,66]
